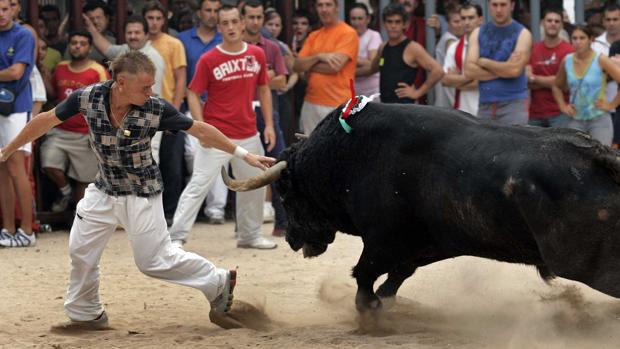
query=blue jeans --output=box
[256,108,288,229]
[528,114,571,128]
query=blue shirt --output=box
[0,23,34,113]
[177,27,222,82]
[478,20,528,104]
[566,52,606,121]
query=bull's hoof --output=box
[378,296,396,309]
[355,292,383,313]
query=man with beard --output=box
[39,30,109,214]
[526,8,574,127]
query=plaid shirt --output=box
[56,80,193,197]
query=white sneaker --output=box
[51,194,71,212]
[0,229,36,248]
[237,237,277,250]
[171,239,184,250]
[263,202,274,223]
[0,228,12,240]
[208,212,225,225]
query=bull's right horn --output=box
[221,161,288,192]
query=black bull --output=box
[223,102,620,312]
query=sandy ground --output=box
[2,222,620,348]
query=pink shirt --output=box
[355,29,382,97]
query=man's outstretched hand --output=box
[244,153,276,170]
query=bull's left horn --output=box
[221,161,288,192]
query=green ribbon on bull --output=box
[339,117,353,133]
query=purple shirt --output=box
[251,36,288,104]
[256,35,288,77]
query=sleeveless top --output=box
[478,20,528,103]
[379,39,418,104]
[565,52,607,121]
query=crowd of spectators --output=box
[1,0,620,248]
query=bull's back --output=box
[317,104,620,264]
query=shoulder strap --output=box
[570,52,597,105]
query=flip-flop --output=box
[210,270,236,313]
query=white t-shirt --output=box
[444,38,479,116]
[354,29,382,97]
[105,41,165,96]
[30,65,47,103]
[591,32,617,104]
[433,31,458,108]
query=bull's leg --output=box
[352,246,393,312]
[376,263,417,299]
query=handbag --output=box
[0,87,16,117]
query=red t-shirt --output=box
[529,41,574,119]
[189,43,268,139]
[53,60,110,133]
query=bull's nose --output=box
[286,236,304,251]
[302,242,328,258]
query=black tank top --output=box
[379,39,418,104]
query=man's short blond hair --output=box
[109,51,156,80]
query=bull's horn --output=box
[221,161,288,192]
[294,133,309,140]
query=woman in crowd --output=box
[264,9,298,145]
[552,25,620,146]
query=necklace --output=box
[110,87,130,128]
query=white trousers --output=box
[205,175,227,217]
[169,134,266,244]
[300,101,335,135]
[185,134,228,217]
[64,184,227,321]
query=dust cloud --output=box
[313,257,620,348]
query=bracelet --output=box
[234,146,249,159]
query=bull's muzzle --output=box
[302,242,328,258]
[221,161,287,192]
